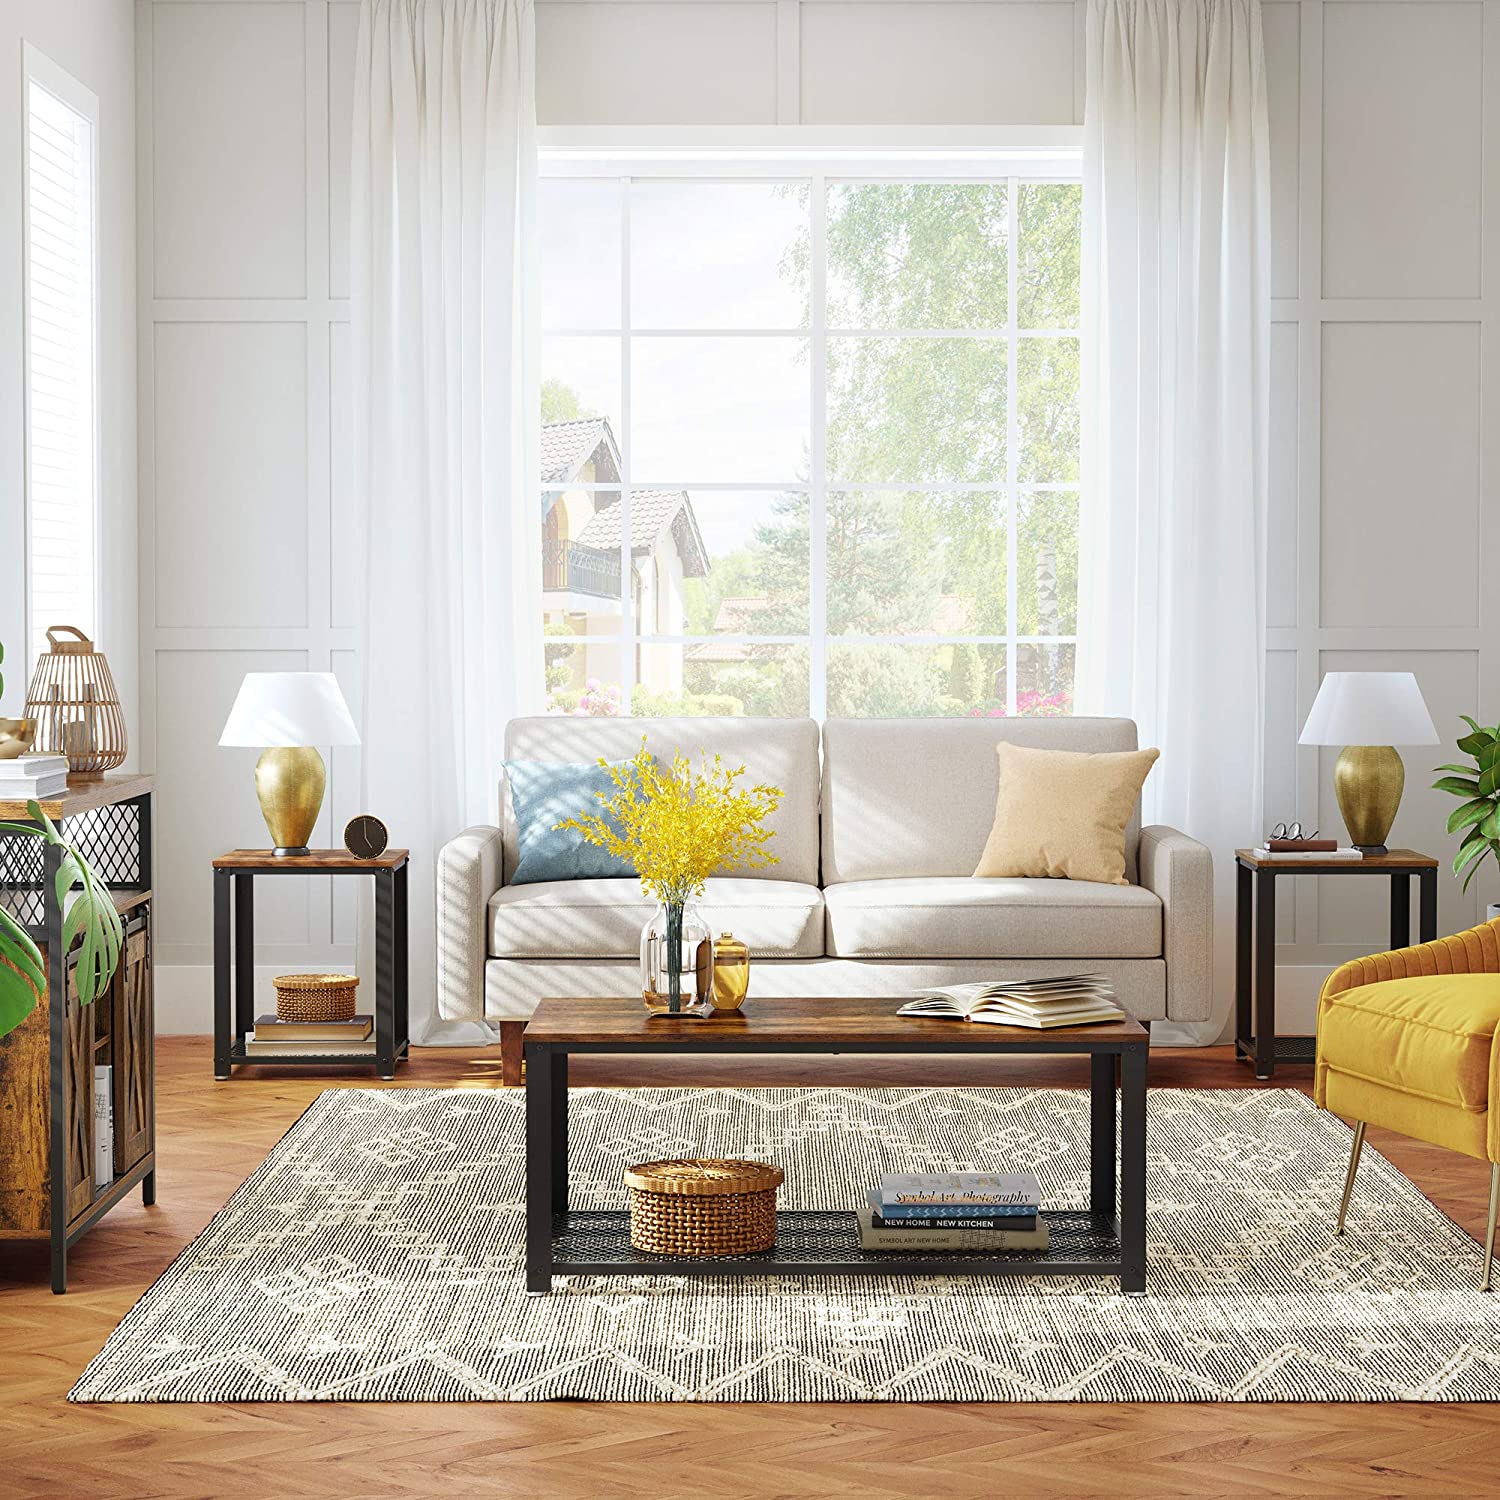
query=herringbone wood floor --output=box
[4,1039,1500,1500]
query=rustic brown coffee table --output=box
[522,996,1149,1295]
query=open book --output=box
[897,975,1124,1029]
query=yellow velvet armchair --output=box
[1316,917,1500,1289]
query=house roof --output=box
[541,418,616,485]
[576,490,711,578]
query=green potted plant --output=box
[0,801,123,1040]
[1433,715,1500,918]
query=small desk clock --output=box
[343,814,389,860]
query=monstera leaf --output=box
[0,802,124,1042]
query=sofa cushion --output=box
[1319,974,1500,1112]
[820,717,1144,884]
[973,742,1160,886]
[504,758,639,884]
[502,716,821,885]
[823,877,1162,959]
[489,877,825,960]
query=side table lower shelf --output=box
[548,1207,1126,1279]
[1235,1035,1315,1069]
[227,1039,411,1072]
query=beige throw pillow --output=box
[973,741,1161,886]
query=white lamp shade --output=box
[219,672,361,748]
[1298,671,1439,747]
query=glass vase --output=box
[641,900,714,1017]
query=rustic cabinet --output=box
[0,777,155,1291]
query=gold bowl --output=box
[0,718,35,759]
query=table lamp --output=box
[219,672,361,856]
[1298,671,1438,855]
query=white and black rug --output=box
[71,1086,1500,1402]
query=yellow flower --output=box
[556,741,782,905]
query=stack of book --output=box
[245,1014,376,1056]
[0,754,69,801]
[857,1171,1048,1252]
[897,974,1125,1029]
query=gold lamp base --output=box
[254,746,326,856]
[1334,744,1404,855]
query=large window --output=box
[540,156,1080,719]
[23,48,100,665]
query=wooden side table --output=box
[212,848,410,1080]
[1234,847,1438,1079]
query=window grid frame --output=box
[540,162,1082,720]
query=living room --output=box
[2,0,1498,1493]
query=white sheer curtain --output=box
[350,0,542,1042]
[1078,0,1271,1041]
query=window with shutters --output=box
[23,48,100,665]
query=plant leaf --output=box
[1459,730,1496,755]
[0,909,46,1000]
[1448,797,1494,833]
[1482,806,1500,841]
[1482,764,1500,798]
[1462,845,1495,893]
[1456,837,1491,876]
[1433,776,1483,797]
[1462,714,1484,736]
[1434,764,1479,776]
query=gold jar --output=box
[711,931,750,1011]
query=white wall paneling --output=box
[140,0,355,1016]
[1321,1,1482,300]
[140,0,1499,1033]
[797,2,1077,125]
[1267,0,1500,1036]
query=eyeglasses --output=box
[1269,821,1319,842]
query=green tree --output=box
[542,377,590,424]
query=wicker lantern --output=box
[24,626,128,778]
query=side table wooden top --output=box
[1234,847,1436,872]
[213,847,410,871]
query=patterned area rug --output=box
[71,1085,1500,1402]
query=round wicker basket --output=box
[624,1158,783,1257]
[273,972,358,1023]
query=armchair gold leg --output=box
[1336,1121,1366,1236]
[1483,1164,1499,1293]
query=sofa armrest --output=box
[436,825,505,1024]
[1320,917,1500,1002]
[1137,825,1213,1024]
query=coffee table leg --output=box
[1089,1052,1116,1219]
[525,1041,554,1294]
[1120,1043,1148,1296]
[551,1050,569,1215]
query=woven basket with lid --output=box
[273,972,358,1023]
[624,1158,783,1257]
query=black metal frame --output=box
[523,1028,1149,1296]
[0,787,156,1293]
[1234,854,1438,1079]
[212,856,410,1080]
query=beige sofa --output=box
[437,716,1212,1076]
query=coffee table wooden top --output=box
[526,995,1148,1047]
